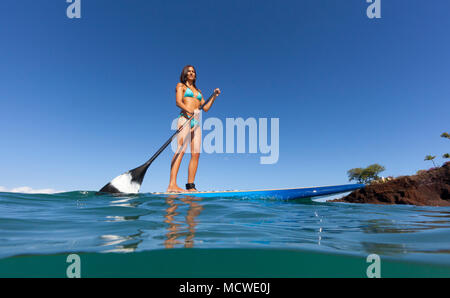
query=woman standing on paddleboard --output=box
[167,65,221,193]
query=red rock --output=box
[331,162,450,206]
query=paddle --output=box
[98,92,217,194]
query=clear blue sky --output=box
[1,0,449,193]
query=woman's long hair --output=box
[180,65,198,89]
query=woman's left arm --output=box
[201,88,221,112]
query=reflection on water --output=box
[101,195,204,252]
[361,216,450,234]
[361,219,416,234]
[164,196,203,249]
[361,242,409,256]
[110,196,142,208]
[100,226,144,253]
[100,195,146,252]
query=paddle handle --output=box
[143,92,217,166]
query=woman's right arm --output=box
[175,83,194,114]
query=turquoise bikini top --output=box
[184,87,202,101]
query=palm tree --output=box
[441,132,450,139]
[424,155,437,167]
[443,153,450,159]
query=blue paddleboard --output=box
[154,184,364,200]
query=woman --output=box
[167,65,221,193]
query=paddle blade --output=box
[98,163,150,194]
[98,182,122,194]
[98,171,141,194]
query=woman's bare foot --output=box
[166,184,185,193]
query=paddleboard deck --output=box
[153,184,364,200]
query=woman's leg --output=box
[167,118,190,192]
[187,124,202,189]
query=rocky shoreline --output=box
[331,162,450,206]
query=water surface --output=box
[0,191,449,277]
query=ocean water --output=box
[0,191,449,277]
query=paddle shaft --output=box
[142,92,216,167]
